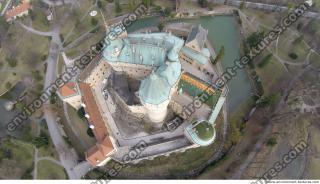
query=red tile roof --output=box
[59,82,78,97]
[79,82,114,166]
[85,137,114,166]
[5,0,31,20]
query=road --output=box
[18,1,85,179]
[210,0,320,19]
[0,0,12,16]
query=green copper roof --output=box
[181,46,210,65]
[103,33,184,66]
[156,62,181,86]
[139,61,182,105]
[139,72,171,105]
[102,32,184,105]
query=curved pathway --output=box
[18,22,53,37]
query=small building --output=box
[179,24,213,74]
[5,0,32,22]
[57,82,82,109]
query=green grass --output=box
[0,139,34,179]
[37,160,68,179]
[66,104,96,149]
[194,121,214,141]
[37,120,59,160]
[255,55,287,95]
[0,23,49,95]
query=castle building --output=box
[58,23,227,167]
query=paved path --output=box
[210,0,319,19]
[18,22,53,37]
[0,0,12,16]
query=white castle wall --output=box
[108,62,154,80]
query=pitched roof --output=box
[58,82,78,98]
[85,137,114,166]
[139,61,182,105]
[5,0,31,20]
[79,82,115,166]
[79,83,108,142]
[186,25,208,50]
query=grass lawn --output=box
[0,139,34,179]
[0,23,49,95]
[277,33,310,63]
[66,104,96,150]
[27,3,51,32]
[255,54,287,95]
[37,160,68,179]
[37,120,60,160]
[309,51,320,68]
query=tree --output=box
[289,53,298,60]
[115,0,122,13]
[97,0,102,8]
[77,107,86,119]
[32,136,49,148]
[258,54,272,68]
[87,128,95,137]
[212,46,225,64]
[32,70,43,81]
[0,16,10,35]
[197,0,208,8]
[50,91,56,104]
[142,0,152,8]
[239,0,245,9]
[157,22,164,32]
[246,31,265,48]
[164,7,171,17]
[267,137,277,146]
[5,82,12,89]
[6,57,17,67]
[91,17,98,26]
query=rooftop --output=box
[5,0,31,20]
[139,61,182,105]
[58,82,78,98]
[103,33,184,66]
[186,24,208,50]
[79,82,115,165]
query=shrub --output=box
[87,128,95,137]
[289,53,298,60]
[197,0,208,8]
[267,137,277,146]
[91,17,98,26]
[115,0,121,13]
[5,82,12,89]
[6,57,17,67]
[246,31,264,48]
[212,46,225,64]
[258,54,272,68]
[32,136,49,148]
[77,107,86,119]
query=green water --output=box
[127,16,252,112]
